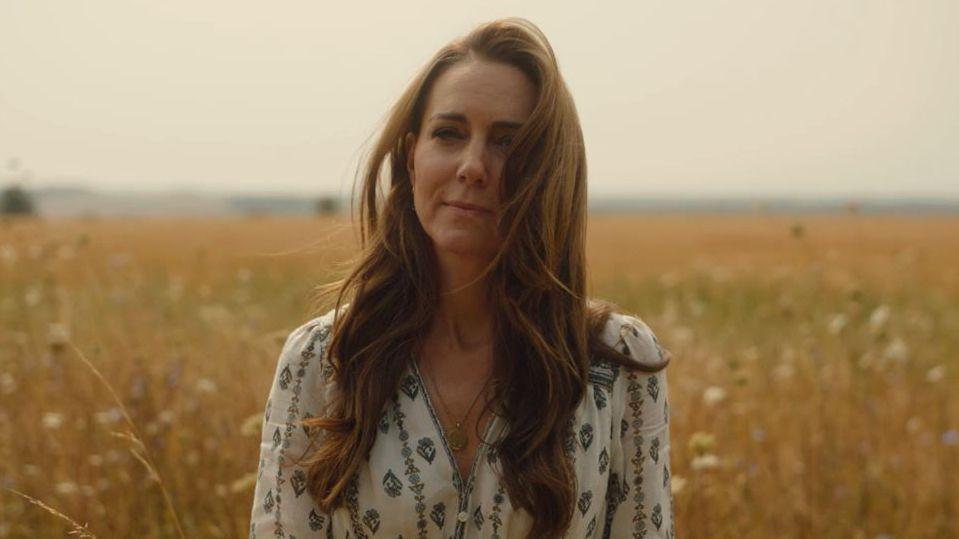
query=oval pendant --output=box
[447,425,468,452]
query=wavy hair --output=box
[300,17,668,539]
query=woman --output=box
[250,17,674,539]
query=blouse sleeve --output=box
[249,314,336,538]
[603,313,675,539]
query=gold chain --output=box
[418,350,493,452]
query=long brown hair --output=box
[300,17,668,539]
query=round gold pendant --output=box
[447,424,468,452]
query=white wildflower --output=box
[926,365,946,384]
[881,338,909,365]
[669,475,687,495]
[827,313,848,335]
[94,407,123,425]
[869,305,891,334]
[230,472,258,493]
[702,386,727,407]
[906,416,922,434]
[46,323,70,350]
[157,410,176,425]
[54,482,78,495]
[688,432,716,455]
[195,378,217,394]
[87,454,104,467]
[691,453,721,471]
[241,413,262,436]
[772,363,795,381]
[42,412,64,430]
[0,373,15,395]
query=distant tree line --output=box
[1,157,38,216]
[315,195,341,216]
[0,184,37,216]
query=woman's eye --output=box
[432,128,459,139]
[431,128,512,147]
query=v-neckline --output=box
[408,357,499,494]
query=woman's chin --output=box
[430,234,496,260]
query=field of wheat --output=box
[1,213,957,538]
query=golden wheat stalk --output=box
[3,487,97,538]
[68,341,186,539]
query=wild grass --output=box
[0,213,957,538]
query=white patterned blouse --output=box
[249,308,675,538]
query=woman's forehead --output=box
[424,60,536,126]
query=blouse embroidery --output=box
[249,309,674,538]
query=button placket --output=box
[409,358,501,538]
[453,478,474,538]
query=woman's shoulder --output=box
[590,310,671,428]
[281,308,337,355]
[596,310,671,370]
[273,305,347,388]
[282,302,352,350]
[583,310,671,430]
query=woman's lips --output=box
[444,201,491,215]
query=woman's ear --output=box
[405,132,416,184]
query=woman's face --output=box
[406,59,536,261]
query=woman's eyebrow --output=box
[429,112,523,129]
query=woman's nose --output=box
[457,137,490,186]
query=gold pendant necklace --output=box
[447,422,469,452]
[419,351,493,453]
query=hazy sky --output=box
[1,1,957,198]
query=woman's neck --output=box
[430,252,494,353]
